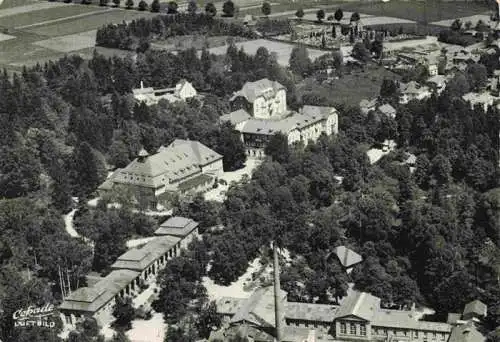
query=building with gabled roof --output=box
[448,322,486,342]
[462,300,487,321]
[132,79,197,106]
[216,286,459,342]
[98,139,223,207]
[360,98,378,115]
[59,269,140,328]
[230,78,287,119]
[224,79,338,159]
[399,81,432,104]
[111,236,181,276]
[334,246,363,273]
[378,103,397,119]
[155,216,200,250]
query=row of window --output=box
[339,322,447,341]
[340,322,367,336]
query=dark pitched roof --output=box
[449,322,486,342]
[463,300,487,318]
[335,290,380,321]
[155,216,199,237]
[220,109,252,125]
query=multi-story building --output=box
[221,79,338,158]
[98,139,223,208]
[214,286,484,342]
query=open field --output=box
[0,2,159,72]
[33,30,97,52]
[341,0,490,23]
[298,65,401,107]
[431,14,492,27]
[25,9,157,36]
[0,0,35,9]
[207,38,329,66]
[0,1,68,17]
[0,4,106,28]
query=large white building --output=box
[220,79,338,158]
[98,139,223,207]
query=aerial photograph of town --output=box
[0,0,498,340]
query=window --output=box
[441,334,446,341]
[415,331,419,338]
[433,333,437,340]
[340,322,347,334]
[360,324,366,336]
[350,323,357,335]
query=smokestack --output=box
[273,241,283,342]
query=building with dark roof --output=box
[448,322,486,342]
[59,270,140,327]
[155,216,200,250]
[462,300,487,321]
[98,139,223,207]
[215,287,460,342]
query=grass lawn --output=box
[0,0,35,9]
[25,8,158,37]
[340,0,490,23]
[298,64,401,107]
[0,4,107,29]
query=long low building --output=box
[59,217,200,328]
[59,270,140,327]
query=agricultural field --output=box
[340,0,491,23]
[25,9,157,36]
[0,4,106,28]
[298,64,401,107]
[0,0,36,9]
[207,38,329,66]
[0,2,160,72]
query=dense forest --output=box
[0,12,499,342]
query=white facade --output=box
[200,159,224,177]
[428,64,438,76]
[252,88,287,119]
[175,81,197,100]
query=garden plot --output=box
[33,30,97,53]
[431,14,492,27]
[207,38,328,66]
